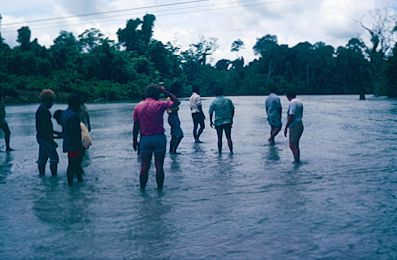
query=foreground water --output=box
[0,95,396,259]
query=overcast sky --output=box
[1,0,396,62]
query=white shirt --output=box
[189,92,202,113]
[265,93,282,121]
[287,98,303,128]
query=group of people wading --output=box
[0,83,303,189]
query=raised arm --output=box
[160,86,180,107]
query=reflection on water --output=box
[0,96,397,259]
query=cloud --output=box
[1,0,396,62]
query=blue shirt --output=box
[208,96,235,127]
[62,107,81,152]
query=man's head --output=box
[268,83,278,94]
[192,85,200,95]
[286,89,297,101]
[144,84,161,100]
[39,89,56,108]
[53,109,64,125]
[215,87,224,96]
[67,94,81,111]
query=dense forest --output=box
[0,13,397,103]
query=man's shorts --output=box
[139,133,167,155]
[37,139,59,165]
[171,125,184,138]
[267,118,282,128]
[192,112,205,124]
[215,123,232,131]
[289,122,304,145]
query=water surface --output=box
[0,95,396,259]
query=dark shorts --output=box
[171,126,184,138]
[192,112,205,124]
[289,122,304,145]
[37,139,59,165]
[215,123,232,131]
[139,133,167,155]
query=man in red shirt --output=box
[133,84,180,190]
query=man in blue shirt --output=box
[0,90,13,152]
[62,94,83,186]
[209,87,235,154]
[265,85,282,145]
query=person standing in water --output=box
[209,87,235,154]
[62,94,83,186]
[167,102,184,154]
[0,89,13,151]
[189,85,205,143]
[265,85,282,145]
[35,89,60,176]
[284,89,304,163]
[133,84,180,190]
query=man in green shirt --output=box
[209,87,235,154]
[0,90,13,151]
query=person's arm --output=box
[284,115,294,137]
[209,112,214,128]
[133,120,140,151]
[87,113,91,132]
[160,86,180,108]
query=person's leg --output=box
[169,135,176,154]
[76,156,83,182]
[192,114,198,141]
[196,120,205,142]
[154,134,167,189]
[0,120,12,151]
[154,152,166,189]
[289,124,303,163]
[140,153,152,190]
[173,135,183,153]
[37,141,48,176]
[216,126,223,154]
[224,125,233,154]
[67,157,74,186]
[48,142,59,176]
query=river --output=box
[0,95,396,259]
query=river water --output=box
[0,95,396,259]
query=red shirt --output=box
[133,98,174,136]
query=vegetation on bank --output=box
[0,13,397,103]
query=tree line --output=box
[0,13,396,103]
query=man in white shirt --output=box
[284,89,304,163]
[189,85,205,143]
[265,86,282,145]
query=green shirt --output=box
[209,96,235,127]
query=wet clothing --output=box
[192,112,205,124]
[133,98,174,136]
[189,92,202,113]
[37,139,59,165]
[265,93,282,127]
[36,103,59,166]
[35,104,55,142]
[209,96,235,127]
[215,123,232,131]
[62,107,82,153]
[139,133,167,155]
[289,122,304,145]
[287,98,303,128]
[168,111,184,138]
